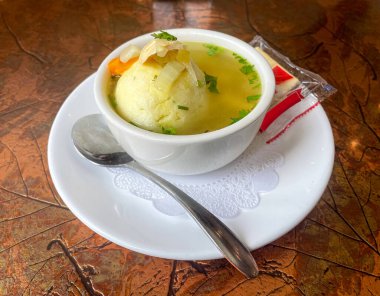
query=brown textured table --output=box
[1,0,379,295]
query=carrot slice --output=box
[108,57,138,76]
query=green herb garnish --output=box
[240,64,254,75]
[204,72,219,94]
[232,52,247,64]
[231,109,250,124]
[151,30,177,41]
[197,79,205,87]
[162,126,177,135]
[178,105,189,110]
[233,52,260,93]
[246,94,261,102]
[252,83,261,89]
[203,44,223,56]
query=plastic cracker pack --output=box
[249,36,336,137]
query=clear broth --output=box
[108,42,262,135]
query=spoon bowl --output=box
[72,114,132,166]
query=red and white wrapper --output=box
[250,36,336,142]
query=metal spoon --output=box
[71,114,259,278]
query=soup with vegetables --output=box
[107,31,262,135]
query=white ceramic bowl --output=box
[94,28,275,175]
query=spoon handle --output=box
[128,161,259,279]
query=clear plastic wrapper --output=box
[249,36,336,135]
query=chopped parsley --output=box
[232,52,247,64]
[178,105,189,110]
[252,82,261,89]
[240,64,254,75]
[162,126,176,135]
[246,94,261,102]
[204,72,219,94]
[151,30,177,41]
[231,109,250,124]
[232,52,260,92]
[203,44,223,56]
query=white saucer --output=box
[48,74,334,260]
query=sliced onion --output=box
[186,59,205,86]
[154,60,186,94]
[120,45,141,63]
[139,39,184,64]
[156,45,168,57]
